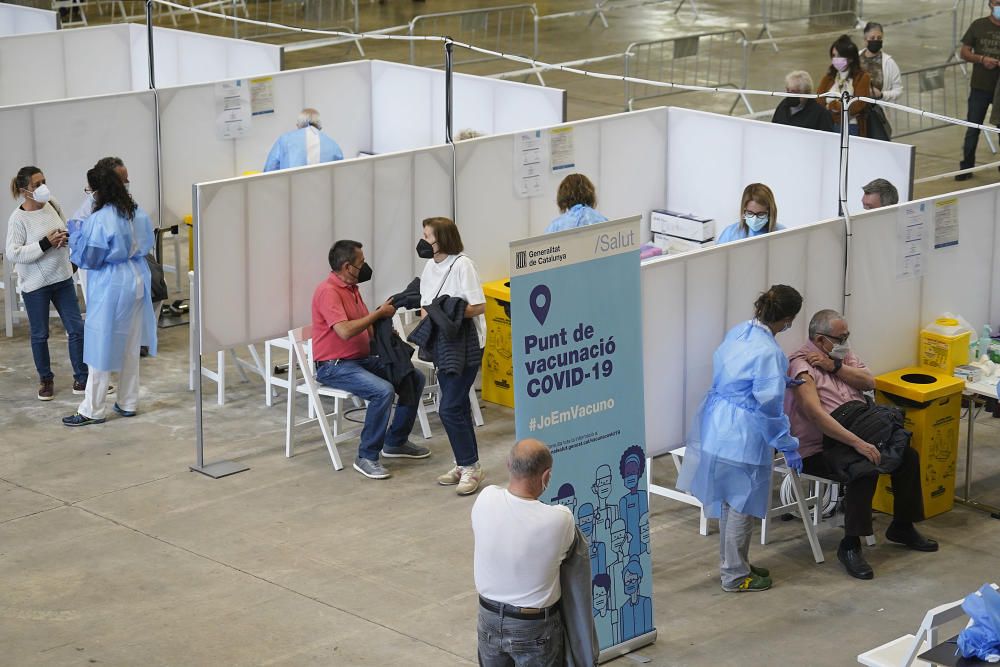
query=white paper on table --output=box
[933,197,959,249]
[215,79,252,140]
[896,202,927,280]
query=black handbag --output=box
[822,396,910,481]
[145,254,168,303]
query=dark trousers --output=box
[437,360,481,467]
[802,446,922,536]
[22,277,87,383]
[961,87,994,169]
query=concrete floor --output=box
[5,0,1000,665]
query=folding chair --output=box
[264,335,292,408]
[285,325,363,471]
[646,448,709,536]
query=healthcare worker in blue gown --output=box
[715,183,786,244]
[263,108,344,172]
[63,165,157,427]
[545,173,608,233]
[678,284,803,593]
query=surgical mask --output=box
[416,239,435,259]
[829,342,850,360]
[866,39,883,53]
[624,579,638,596]
[356,262,372,284]
[832,57,849,72]
[28,183,51,204]
[993,6,1000,20]
[745,213,769,232]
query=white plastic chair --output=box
[285,325,364,471]
[264,335,292,408]
[646,449,709,536]
[857,584,998,666]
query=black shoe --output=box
[955,172,973,181]
[837,546,874,580]
[885,526,939,552]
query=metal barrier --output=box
[624,30,752,114]
[952,0,979,61]
[888,60,997,152]
[538,0,695,28]
[757,0,864,51]
[409,4,538,76]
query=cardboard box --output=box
[650,209,715,242]
[653,232,714,255]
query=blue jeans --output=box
[962,87,994,169]
[315,356,423,461]
[22,277,87,383]
[437,357,481,467]
[478,605,564,667]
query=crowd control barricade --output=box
[889,60,997,153]
[624,31,752,114]
[952,0,978,61]
[408,4,538,74]
[757,0,864,51]
[538,0,695,29]
[159,0,358,36]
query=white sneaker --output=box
[437,463,461,486]
[456,463,485,496]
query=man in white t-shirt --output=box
[472,439,575,666]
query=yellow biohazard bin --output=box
[873,368,964,519]
[919,317,971,374]
[482,279,514,408]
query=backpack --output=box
[822,396,910,478]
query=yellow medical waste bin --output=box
[482,279,514,408]
[873,368,964,519]
[919,317,971,374]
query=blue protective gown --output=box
[263,127,344,172]
[70,204,157,371]
[677,320,799,519]
[715,221,787,245]
[545,204,608,234]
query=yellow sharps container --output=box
[873,368,964,519]
[481,279,514,408]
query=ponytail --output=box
[753,284,803,325]
[10,166,41,200]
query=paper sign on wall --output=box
[550,126,575,173]
[215,79,251,140]
[933,197,959,249]
[896,202,927,280]
[250,76,275,116]
[514,130,546,198]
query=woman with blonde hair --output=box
[715,183,784,244]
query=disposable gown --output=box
[263,127,344,172]
[70,204,157,371]
[677,320,799,519]
[715,222,787,245]
[545,204,608,234]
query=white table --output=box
[960,378,1000,518]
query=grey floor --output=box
[5,0,1000,665]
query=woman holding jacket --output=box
[817,35,873,136]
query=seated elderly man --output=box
[263,108,344,172]
[861,178,899,210]
[771,71,835,133]
[785,309,938,580]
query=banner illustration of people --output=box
[510,216,655,658]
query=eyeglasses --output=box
[819,331,850,344]
[743,210,769,220]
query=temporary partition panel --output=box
[454,108,669,282]
[195,146,455,355]
[370,61,566,154]
[847,183,1000,377]
[0,90,160,237]
[664,108,914,228]
[0,3,58,36]
[641,220,847,456]
[0,24,281,107]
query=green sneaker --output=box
[722,574,772,593]
[750,564,770,578]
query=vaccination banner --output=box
[510,216,655,658]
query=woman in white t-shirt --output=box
[417,217,487,496]
[6,166,87,401]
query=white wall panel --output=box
[0,4,57,37]
[198,182,248,352]
[0,31,67,105]
[371,61,434,154]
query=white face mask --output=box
[27,183,51,204]
[829,342,850,360]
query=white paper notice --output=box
[896,202,927,280]
[515,130,545,198]
[215,79,251,140]
[549,126,575,173]
[250,76,275,116]
[933,197,959,249]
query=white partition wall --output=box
[0,24,282,107]
[0,3,57,36]
[847,183,1000,377]
[665,108,914,228]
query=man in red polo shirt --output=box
[313,240,429,480]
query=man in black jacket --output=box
[784,310,938,580]
[771,71,835,133]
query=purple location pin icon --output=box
[530,284,551,326]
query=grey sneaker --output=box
[456,463,485,496]
[353,457,391,480]
[382,441,431,459]
[437,463,461,486]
